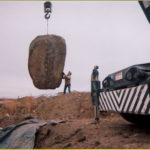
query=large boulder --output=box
[28,35,66,89]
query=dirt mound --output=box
[0,92,93,127]
[1,92,150,148]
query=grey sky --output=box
[0,1,150,98]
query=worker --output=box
[63,71,72,94]
[91,66,100,122]
[91,66,99,81]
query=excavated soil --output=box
[1,92,150,148]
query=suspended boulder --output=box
[28,35,66,89]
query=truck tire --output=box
[120,113,150,126]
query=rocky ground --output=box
[1,92,150,148]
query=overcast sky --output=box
[0,1,150,98]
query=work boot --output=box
[88,118,100,124]
[95,117,99,121]
[95,117,100,123]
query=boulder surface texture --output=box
[28,35,66,89]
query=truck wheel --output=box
[120,113,150,126]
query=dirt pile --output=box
[1,92,150,148]
[0,92,93,127]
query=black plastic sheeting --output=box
[0,119,46,149]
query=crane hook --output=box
[45,9,51,19]
[44,1,52,20]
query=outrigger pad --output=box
[28,35,66,89]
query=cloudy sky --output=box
[0,1,150,98]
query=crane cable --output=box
[47,19,49,35]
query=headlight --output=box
[126,67,147,81]
[103,80,108,88]
[126,72,133,81]
[125,67,137,81]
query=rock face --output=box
[28,35,66,89]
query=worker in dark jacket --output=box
[91,66,100,122]
[63,71,72,94]
[91,66,99,81]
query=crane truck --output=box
[96,1,150,125]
